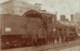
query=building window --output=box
[5,27,11,32]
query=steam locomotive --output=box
[1,10,79,49]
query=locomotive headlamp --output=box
[53,28,56,32]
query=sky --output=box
[0,0,80,20]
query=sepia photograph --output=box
[0,0,80,51]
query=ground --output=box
[1,39,80,51]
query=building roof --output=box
[0,0,11,5]
[0,0,42,15]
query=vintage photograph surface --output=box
[0,0,80,51]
